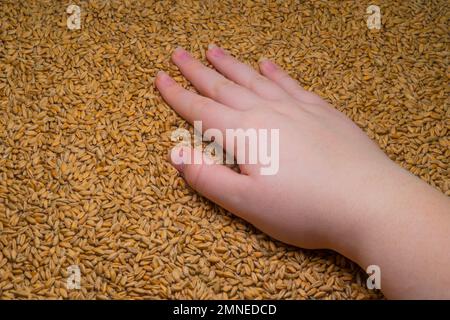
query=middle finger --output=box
[171,47,264,110]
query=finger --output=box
[155,70,237,132]
[206,44,288,101]
[171,47,263,110]
[169,146,252,215]
[259,59,324,104]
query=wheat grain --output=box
[0,0,448,300]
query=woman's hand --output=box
[155,45,450,299]
[155,45,395,250]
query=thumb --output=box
[169,146,251,213]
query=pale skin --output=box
[155,45,450,299]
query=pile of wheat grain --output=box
[0,0,448,299]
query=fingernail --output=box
[207,43,225,58]
[156,70,175,85]
[173,46,190,61]
[259,57,277,71]
[169,147,185,173]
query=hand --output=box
[155,45,396,250]
[155,46,450,299]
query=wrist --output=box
[323,160,406,256]
[330,161,450,298]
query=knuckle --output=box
[190,97,210,111]
[184,59,200,73]
[211,78,233,97]
[239,110,256,128]
[247,74,266,91]
[188,164,206,191]
[274,70,289,82]
[171,85,183,96]
[189,97,210,119]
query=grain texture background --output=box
[0,0,448,299]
